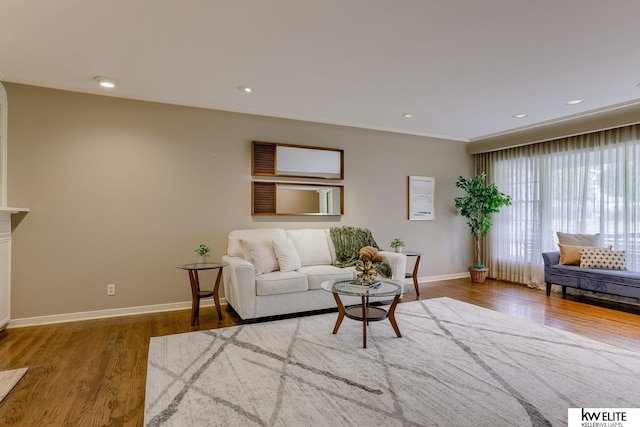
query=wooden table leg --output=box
[331,293,345,334]
[388,295,402,338]
[412,255,421,297]
[362,296,367,349]
[213,268,223,320]
[188,270,200,326]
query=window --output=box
[480,125,640,286]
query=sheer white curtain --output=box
[478,124,640,289]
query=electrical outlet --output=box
[107,284,116,296]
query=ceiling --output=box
[1,0,640,142]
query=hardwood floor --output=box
[1,278,639,426]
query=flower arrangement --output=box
[355,260,378,284]
[194,244,211,257]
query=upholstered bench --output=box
[542,231,640,300]
[543,251,640,299]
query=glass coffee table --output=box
[321,278,407,348]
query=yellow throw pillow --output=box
[558,244,583,265]
[558,244,611,265]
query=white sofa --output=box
[221,228,407,321]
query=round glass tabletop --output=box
[321,278,406,297]
[176,262,226,271]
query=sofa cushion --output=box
[580,248,627,270]
[239,239,279,275]
[256,271,308,296]
[298,265,353,290]
[227,228,287,257]
[557,232,601,247]
[272,238,302,272]
[549,264,640,290]
[286,229,332,266]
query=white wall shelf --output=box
[0,207,29,214]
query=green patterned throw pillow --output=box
[579,248,626,270]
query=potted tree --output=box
[454,173,511,283]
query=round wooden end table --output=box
[176,262,226,326]
[401,250,423,296]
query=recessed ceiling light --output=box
[565,99,583,105]
[237,85,253,93]
[513,113,528,118]
[93,76,115,88]
[402,113,415,118]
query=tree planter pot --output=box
[469,267,489,283]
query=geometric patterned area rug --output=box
[144,297,640,426]
[0,368,28,404]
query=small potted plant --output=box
[454,173,511,283]
[194,244,211,264]
[390,238,405,253]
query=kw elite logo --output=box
[568,408,640,427]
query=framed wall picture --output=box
[408,176,435,220]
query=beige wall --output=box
[5,83,472,319]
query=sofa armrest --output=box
[221,255,257,319]
[542,251,560,268]
[379,251,407,281]
[541,251,561,296]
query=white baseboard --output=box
[405,272,470,285]
[9,272,471,329]
[8,298,228,329]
